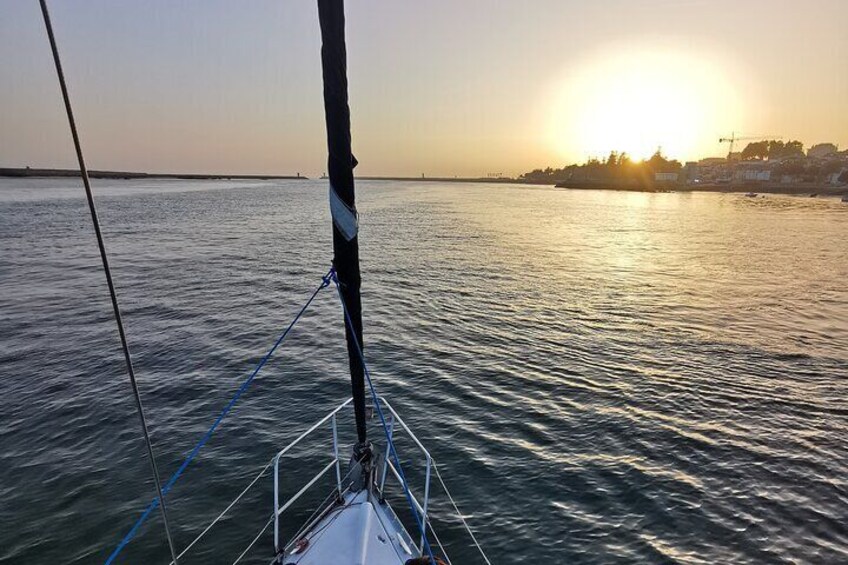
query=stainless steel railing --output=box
[271,396,435,555]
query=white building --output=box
[654,172,679,182]
[734,166,771,182]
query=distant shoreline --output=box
[3,168,845,196]
[358,176,846,195]
[0,167,308,181]
[554,180,847,196]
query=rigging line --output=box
[283,485,345,551]
[169,457,274,564]
[232,512,276,565]
[432,461,492,565]
[287,484,357,554]
[175,418,370,564]
[329,272,438,565]
[105,271,332,565]
[36,1,179,563]
[283,451,368,551]
[427,519,453,565]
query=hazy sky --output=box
[2,0,846,177]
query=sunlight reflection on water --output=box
[0,179,846,564]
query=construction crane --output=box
[719,132,783,157]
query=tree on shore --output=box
[742,141,769,160]
[781,140,805,159]
[646,149,681,173]
[519,149,680,184]
[741,139,806,161]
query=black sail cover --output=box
[317,0,368,445]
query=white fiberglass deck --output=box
[282,489,416,564]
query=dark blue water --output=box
[1,178,846,564]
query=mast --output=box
[317,0,369,449]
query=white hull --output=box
[280,489,417,564]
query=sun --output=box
[548,48,746,162]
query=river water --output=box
[1,178,846,564]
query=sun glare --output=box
[549,48,746,162]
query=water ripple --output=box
[0,179,846,564]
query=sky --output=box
[1,0,846,177]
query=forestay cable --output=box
[37,0,180,562]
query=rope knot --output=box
[321,267,336,289]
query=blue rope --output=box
[104,270,332,565]
[329,271,438,565]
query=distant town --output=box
[4,140,847,196]
[520,140,848,195]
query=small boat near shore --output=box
[744,192,758,198]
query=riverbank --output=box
[354,176,847,195]
[554,179,848,196]
[4,168,845,197]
